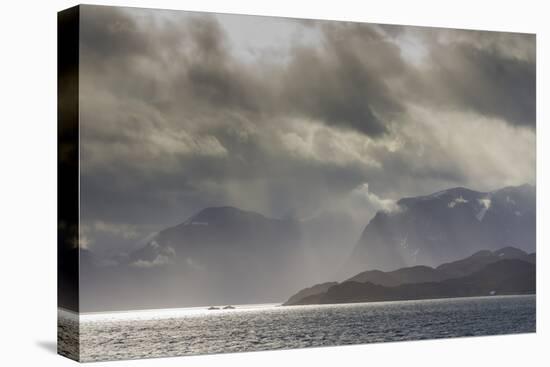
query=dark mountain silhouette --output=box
[285,282,338,306]
[81,206,315,311]
[285,259,535,305]
[344,184,535,275]
[436,246,534,278]
[284,247,535,305]
[348,247,534,286]
[125,207,358,280]
[128,206,303,271]
[347,265,444,286]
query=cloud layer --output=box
[78,6,535,256]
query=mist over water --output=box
[61,295,535,362]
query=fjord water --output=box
[66,295,535,362]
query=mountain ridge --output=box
[284,247,535,306]
[80,184,535,312]
[343,184,535,275]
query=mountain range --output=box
[284,247,536,305]
[80,206,356,311]
[344,184,535,275]
[80,184,535,312]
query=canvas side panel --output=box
[57,5,80,362]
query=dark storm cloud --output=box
[80,6,407,137]
[77,6,535,256]
[81,7,536,135]
[372,25,535,128]
[78,7,408,234]
[170,17,408,136]
[80,6,152,60]
[419,37,536,128]
[176,17,270,114]
[280,23,407,136]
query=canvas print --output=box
[58,5,536,362]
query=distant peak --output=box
[432,187,490,198]
[493,183,535,194]
[492,246,527,257]
[394,184,537,209]
[470,250,493,258]
[196,206,247,215]
[397,187,485,207]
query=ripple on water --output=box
[58,295,535,362]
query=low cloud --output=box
[448,196,469,208]
[93,221,140,240]
[130,245,176,268]
[352,183,400,213]
[476,197,492,221]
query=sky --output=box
[78,5,536,258]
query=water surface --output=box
[60,295,535,362]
